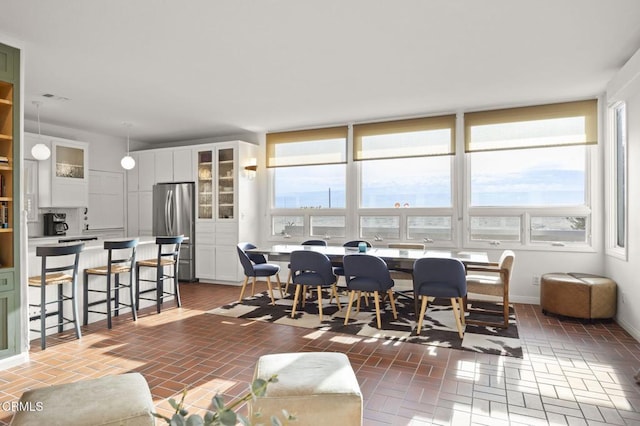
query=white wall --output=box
[604,47,640,341]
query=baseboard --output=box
[0,352,29,371]
[616,317,640,342]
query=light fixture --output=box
[31,101,51,161]
[243,159,257,180]
[120,122,135,170]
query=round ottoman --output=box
[541,273,617,319]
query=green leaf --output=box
[185,414,205,426]
[218,409,237,426]
[170,413,186,426]
[251,378,268,397]
[168,398,180,410]
[212,394,225,411]
[237,413,251,426]
[203,411,215,424]
[270,415,283,426]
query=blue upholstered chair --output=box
[237,242,282,305]
[342,254,398,329]
[284,239,327,294]
[290,250,341,321]
[333,240,372,285]
[412,257,467,338]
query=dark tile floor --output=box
[1,282,639,425]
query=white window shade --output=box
[353,115,456,161]
[266,126,348,167]
[465,99,597,153]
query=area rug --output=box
[208,290,522,358]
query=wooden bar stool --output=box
[135,236,183,314]
[28,242,84,350]
[83,239,138,329]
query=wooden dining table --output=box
[247,244,490,271]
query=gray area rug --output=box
[209,289,522,358]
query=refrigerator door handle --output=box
[164,189,172,235]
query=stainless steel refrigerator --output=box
[152,182,196,281]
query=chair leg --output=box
[291,285,302,318]
[316,286,324,321]
[388,290,398,320]
[451,297,464,339]
[275,274,284,299]
[156,265,162,314]
[458,297,465,326]
[135,263,141,311]
[356,291,362,313]
[373,291,382,329]
[332,284,342,311]
[503,294,509,327]
[71,279,81,340]
[40,280,46,350]
[114,273,120,317]
[266,276,276,305]
[57,284,64,334]
[417,295,429,335]
[344,290,356,325]
[83,270,89,326]
[238,276,249,301]
[251,276,256,296]
[129,268,137,322]
[106,273,113,329]
[174,264,181,308]
[284,270,292,295]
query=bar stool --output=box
[135,235,183,314]
[83,239,138,329]
[28,242,84,350]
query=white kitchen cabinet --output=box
[138,191,153,236]
[215,246,241,282]
[137,151,155,191]
[127,192,139,237]
[88,170,124,230]
[195,222,216,279]
[173,148,194,182]
[155,150,173,183]
[126,152,139,192]
[32,133,89,208]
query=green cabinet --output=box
[0,41,21,360]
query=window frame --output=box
[605,101,628,259]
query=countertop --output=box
[28,236,157,252]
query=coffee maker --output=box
[43,213,69,236]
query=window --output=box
[360,216,400,240]
[273,164,346,209]
[530,216,588,244]
[360,157,451,208]
[465,100,596,247]
[470,216,521,242]
[272,216,304,238]
[268,126,347,209]
[613,102,627,249]
[310,215,346,238]
[407,216,452,242]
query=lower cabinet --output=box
[195,222,243,283]
[0,271,16,358]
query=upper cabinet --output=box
[26,133,89,207]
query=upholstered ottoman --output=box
[11,373,155,426]
[250,352,362,425]
[541,273,617,319]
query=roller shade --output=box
[465,99,597,153]
[266,126,348,167]
[353,115,456,161]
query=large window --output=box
[267,100,597,250]
[465,100,596,246]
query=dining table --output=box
[246,244,490,271]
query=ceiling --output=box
[2,0,640,145]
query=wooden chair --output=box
[135,236,183,314]
[465,250,515,328]
[28,243,84,350]
[290,250,341,321]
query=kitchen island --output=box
[26,236,179,339]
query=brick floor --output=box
[0,282,638,425]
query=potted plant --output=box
[153,375,294,426]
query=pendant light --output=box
[31,101,51,161]
[120,122,135,170]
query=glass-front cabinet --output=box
[196,146,236,221]
[218,148,234,220]
[197,150,213,219]
[55,144,85,179]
